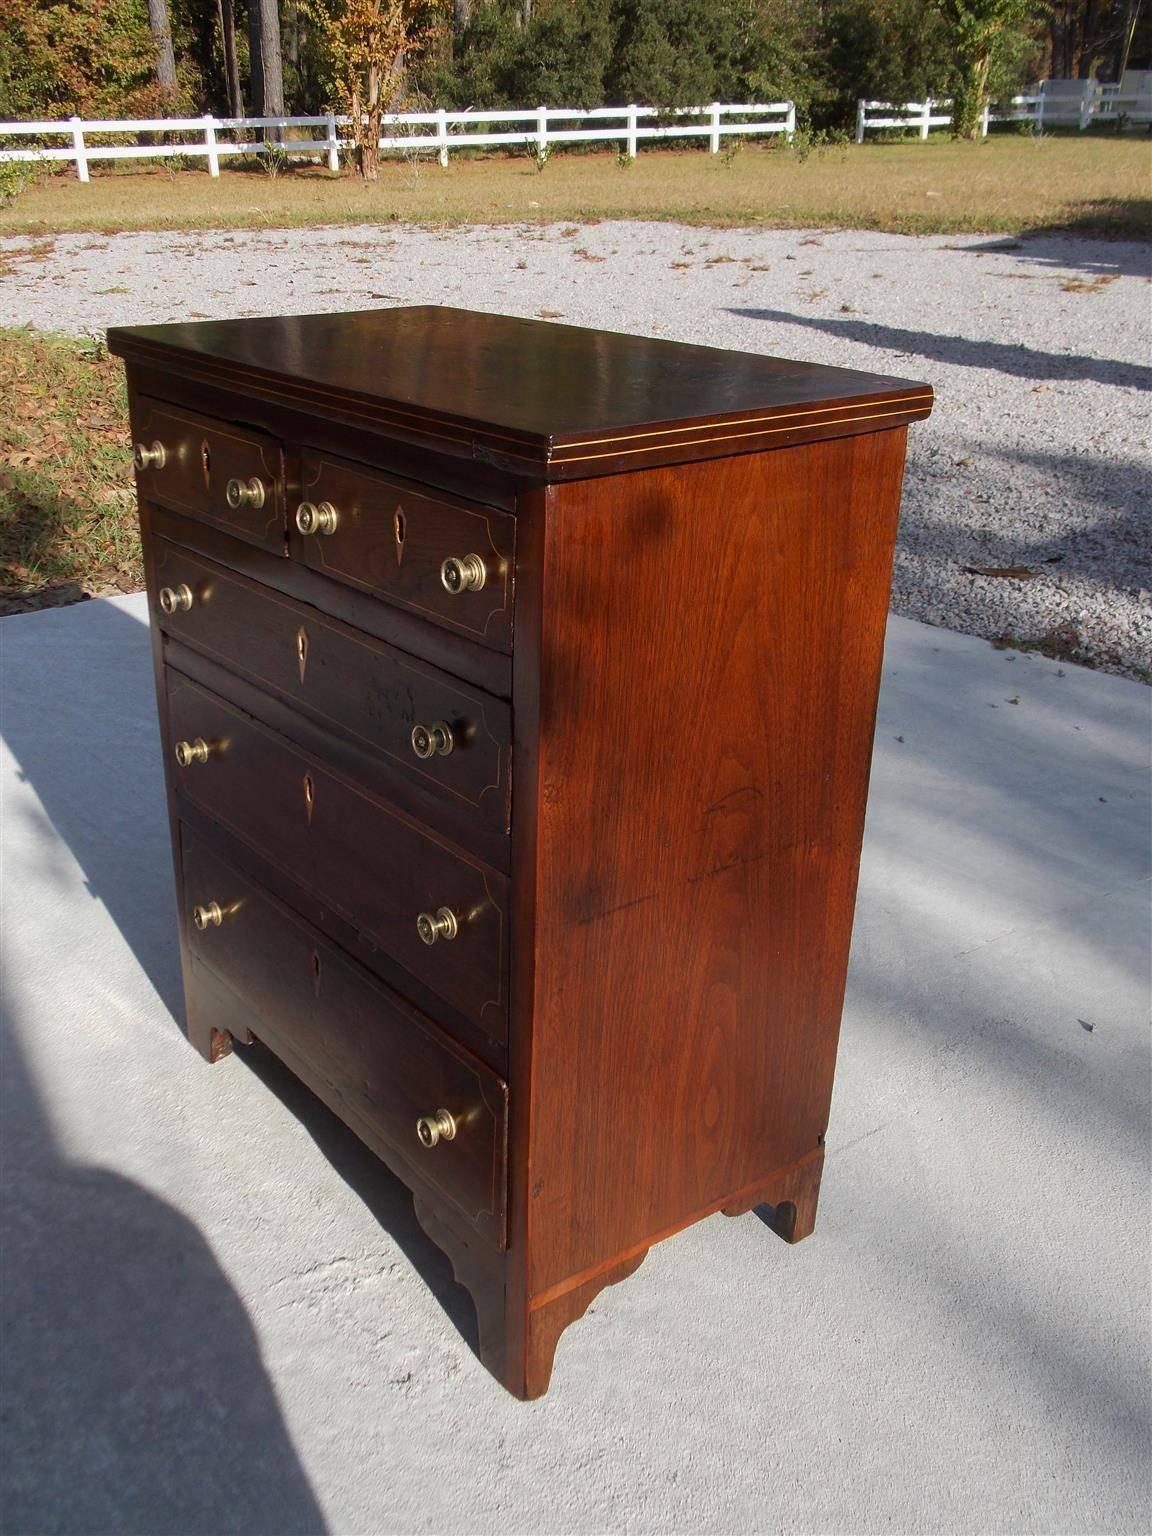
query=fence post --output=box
[980,100,991,137]
[203,115,220,176]
[626,102,638,159]
[785,101,796,143]
[325,111,339,172]
[919,99,931,139]
[1079,86,1092,130]
[709,102,721,153]
[70,116,89,183]
[536,105,548,163]
[855,99,866,142]
[436,108,449,168]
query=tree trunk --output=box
[453,0,474,42]
[258,0,286,123]
[146,0,178,98]
[951,48,991,140]
[217,0,242,117]
[248,4,265,114]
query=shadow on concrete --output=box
[0,985,327,1536]
[727,307,1152,391]
[0,594,487,1385]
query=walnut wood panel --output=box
[132,397,285,552]
[127,360,521,513]
[109,308,932,481]
[154,540,511,834]
[182,828,508,1246]
[166,638,512,878]
[521,429,908,1297]
[292,450,515,651]
[167,673,509,1037]
[150,506,512,700]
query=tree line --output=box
[0,1,1146,167]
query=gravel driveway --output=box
[3,222,1148,678]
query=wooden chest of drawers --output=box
[109,306,932,1398]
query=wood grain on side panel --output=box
[525,428,909,1297]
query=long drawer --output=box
[154,540,511,835]
[168,673,509,1038]
[183,829,507,1246]
[291,449,515,651]
[132,398,285,553]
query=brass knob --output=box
[416,907,458,946]
[158,583,194,614]
[416,1109,457,1148]
[133,441,166,470]
[296,500,338,535]
[411,721,454,759]
[440,554,487,594]
[174,737,211,767]
[192,901,225,930]
[226,476,266,510]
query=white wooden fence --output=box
[856,72,1152,140]
[0,102,795,182]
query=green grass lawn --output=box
[2,136,1149,238]
[0,328,137,613]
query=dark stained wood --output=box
[182,829,508,1246]
[151,506,512,700]
[293,451,516,651]
[110,307,933,480]
[167,673,509,1037]
[176,797,508,1072]
[521,429,907,1300]
[133,398,285,553]
[116,306,932,1400]
[154,540,511,834]
[165,637,513,877]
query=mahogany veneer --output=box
[109,306,932,1398]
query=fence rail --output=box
[0,102,795,182]
[856,75,1152,140]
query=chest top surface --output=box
[108,304,932,479]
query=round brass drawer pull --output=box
[174,737,211,767]
[296,500,339,536]
[416,1109,457,1149]
[416,907,458,946]
[192,901,225,931]
[441,554,487,594]
[226,476,267,511]
[158,583,194,614]
[411,721,454,759]
[133,441,166,471]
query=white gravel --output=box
[3,222,1149,677]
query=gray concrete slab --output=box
[1,593,1149,1536]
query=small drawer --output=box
[154,542,511,835]
[168,675,508,1038]
[183,830,507,1246]
[132,398,284,554]
[291,451,514,651]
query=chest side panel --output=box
[524,428,909,1296]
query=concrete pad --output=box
[1,594,1148,1536]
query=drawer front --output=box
[168,675,508,1037]
[133,398,284,553]
[292,451,514,651]
[183,830,507,1246]
[154,542,511,834]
